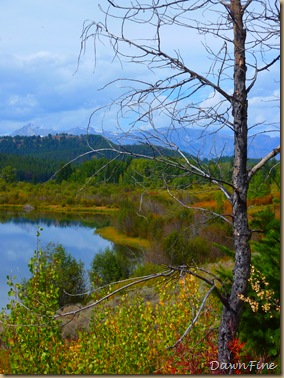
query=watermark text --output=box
[210,360,277,372]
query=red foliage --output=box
[227,338,247,374]
[155,333,218,374]
[155,336,263,375]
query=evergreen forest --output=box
[0,135,280,374]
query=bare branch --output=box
[168,284,216,348]
[168,264,229,308]
[166,186,232,225]
[242,0,253,13]
[54,268,175,319]
[246,54,280,94]
[247,145,280,182]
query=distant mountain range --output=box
[9,123,280,159]
[10,124,55,137]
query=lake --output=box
[0,210,113,310]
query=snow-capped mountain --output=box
[10,123,56,137]
[64,126,99,136]
[9,123,280,159]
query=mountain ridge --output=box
[8,123,280,159]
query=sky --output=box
[0,0,280,137]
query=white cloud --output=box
[8,94,37,107]
[0,0,279,137]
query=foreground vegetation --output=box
[0,210,280,374]
[0,151,280,374]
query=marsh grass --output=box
[96,226,150,249]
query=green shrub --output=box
[131,262,165,277]
[44,243,87,307]
[163,230,191,265]
[215,210,280,363]
[1,246,65,374]
[89,247,131,287]
[163,231,210,265]
[19,242,87,308]
[238,210,280,359]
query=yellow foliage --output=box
[96,226,150,249]
[238,265,280,317]
[59,274,219,374]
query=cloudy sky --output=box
[0,0,280,136]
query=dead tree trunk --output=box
[217,0,251,369]
[76,0,280,370]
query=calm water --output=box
[0,210,113,310]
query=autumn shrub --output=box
[144,241,168,265]
[199,222,234,260]
[0,350,10,374]
[1,238,223,374]
[238,211,280,362]
[156,332,219,374]
[147,213,165,241]
[0,195,8,204]
[193,199,217,210]
[162,230,188,264]
[61,274,220,374]
[215,210,280,369]
[0,246,65,374]
[115,199,149,237]
[157,333,277,374]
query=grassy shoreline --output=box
[95,226,150,250]
[0,203,118,214]
[0,203,150,250]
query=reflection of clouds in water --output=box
[38,225,112,267]
[0,216,112,309]
[2,237,35,262]
[0,222,28,236]
[6,265,30,284]
[7,249,19,261]
[9,221,38,234]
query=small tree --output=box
[0,165,16,183]
[19,242,88,308]
[1,247,64,374]
[90,246,130,287]
[55,163,73,184]
[44,243,87,307]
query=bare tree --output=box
[76,0,280,371]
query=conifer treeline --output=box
[0,134,280,196]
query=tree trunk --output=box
[217,0,251,371]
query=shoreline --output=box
[0,204,149,250]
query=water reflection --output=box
[0,209,110,229]
[0,210,113,310]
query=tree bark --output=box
[217,0,251,371]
